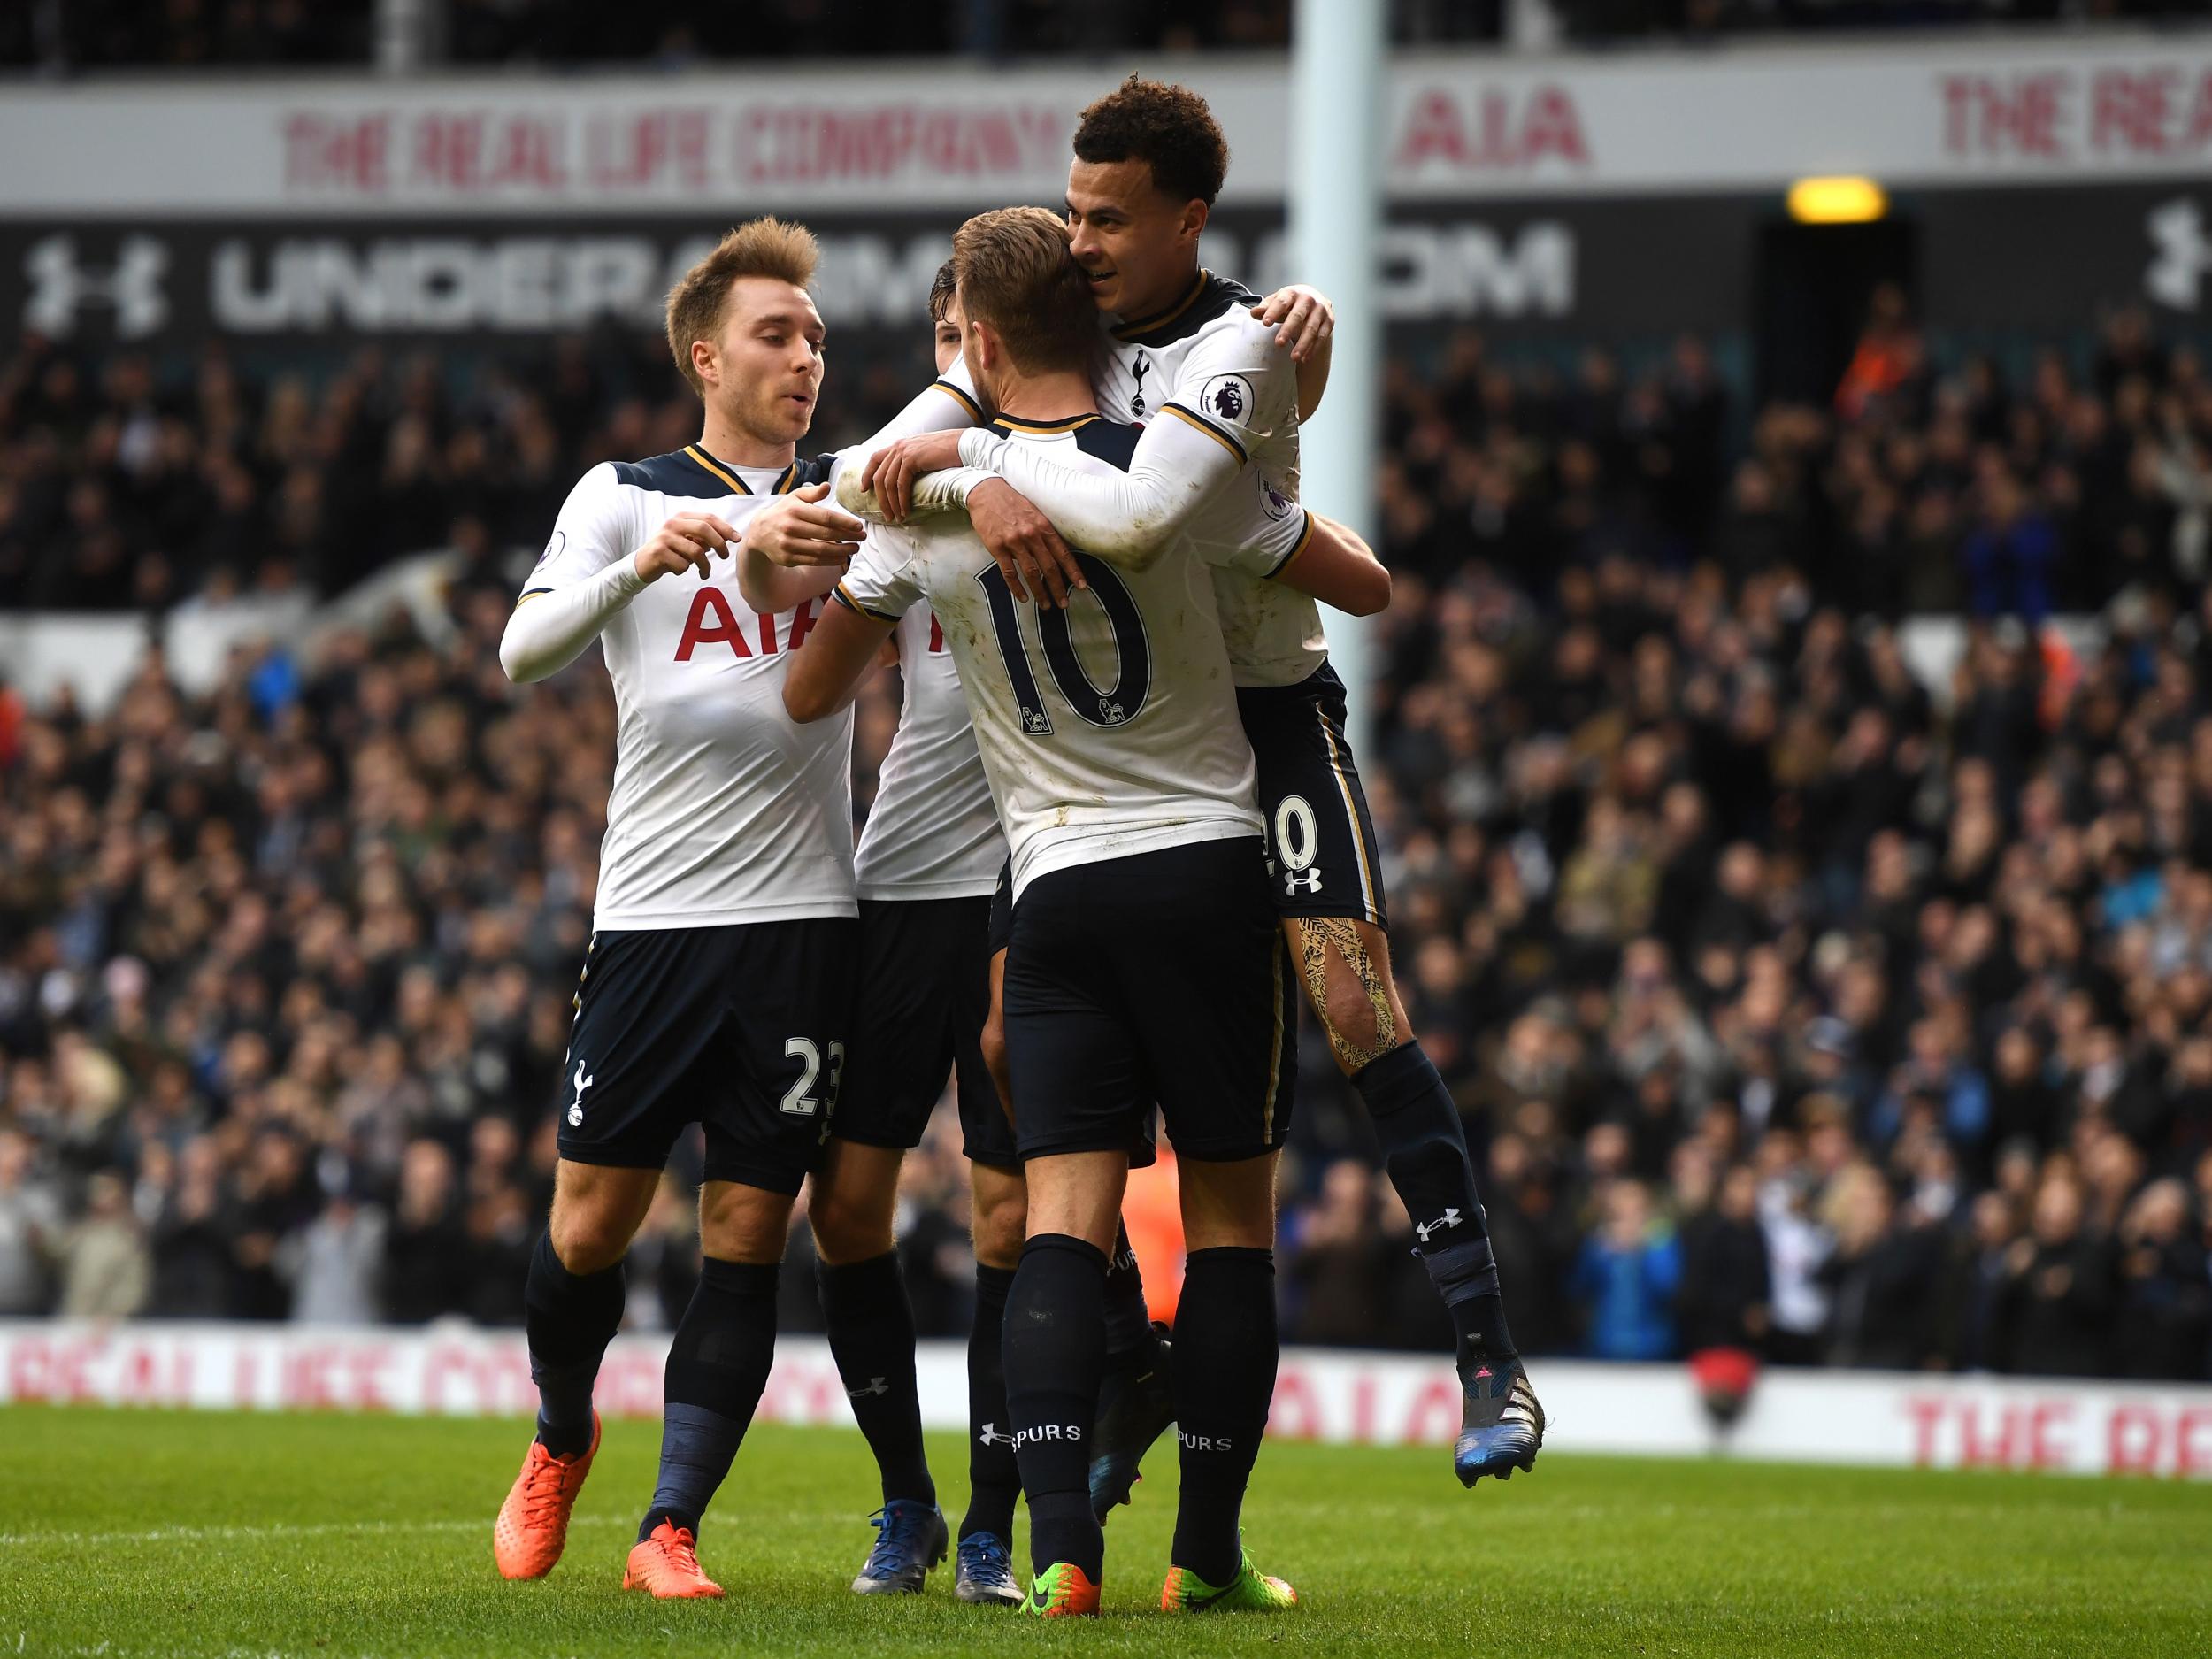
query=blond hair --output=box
[951,206,1096,377]
[664,218,820,399]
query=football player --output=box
[787,207,1387,1617]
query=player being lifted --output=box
[788,206,1387,1617]
[861,77,1544,1491]
[489,218,970,1601]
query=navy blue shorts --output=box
[1002,837,1292,1164]
[833,895,1017,1171]
[554,919,855,1194]
[984,858,1154,1171]
[1238,662,1388,928]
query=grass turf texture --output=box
[3,1408,2208,1657]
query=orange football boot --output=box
[493,1412,600,1580]
[623,1519,726,1599]
[1021,1561,1102,1617]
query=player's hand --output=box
[862,433,964,523]
[631,512,740,583]
[742,484,867,567]
[1256,283,1335,364]
[969,479,1085,608]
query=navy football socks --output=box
[961,1263,1020,1543]
[1169,1247,1279,1586]
[1353,1042,1517,1369]
[523,1226,626,1459]
[818,1249,935,1508]
[1002,1233,1107,1581]
[639,1256,780,1540]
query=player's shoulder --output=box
[610,446,735,497]
[987,413,1141,474]
[1072,419,1141,472]
[1109,269,1261,351]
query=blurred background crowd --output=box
[4,0,2190,73]
[4,280,2210,1384]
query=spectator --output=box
[149,1136,242,1319]
[1937,1190,2022,1372]
[1570,1179,1682,1360]
[1286,1160,1394,1348]
[285,1185,388,1326]
[2112,1179,2211,1381]
[0,1127,61,1314]
[382,1140,467,1325]
[1816,1163,1939,1370]
[1997,1175,2114,1377]
[1962,466,2060,625]
[56,1169,150,1318]
[1677,1160,1770,1356]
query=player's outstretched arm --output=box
[951,409,1245,572]
[783,588,896,723]
[734,483,866,616]
[839,442,1088,611]
[1273,513,1390,616]
[500,509,736,683]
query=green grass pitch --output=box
[3,1406,2208,1657]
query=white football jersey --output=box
[837,415,1298,900]
[853,600,1004,901]
[1094,271,1329,690]
[522,446,856,929]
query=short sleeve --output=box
[1187,464,1314,580]
[1160,311,1298,469]
[521,464,634,595]
[834,526,925,622]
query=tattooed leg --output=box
[1290,915,1405,1072]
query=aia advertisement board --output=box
[4,1321,2209,1480]
[4,37,2212,215]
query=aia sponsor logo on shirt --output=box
[672,590,820,661]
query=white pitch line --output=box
[0,1509,849,1549]
[0,1516,629,1549]
[1,1497,2170,1552]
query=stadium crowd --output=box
[4,0,2174,72]
[2,296,2210,1385]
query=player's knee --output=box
[810,1182,895,1264]
[548,1207,630,1276]
[1318,979,1390,1069]
[972,1188,1026,1268]
[697,1184,794,1263]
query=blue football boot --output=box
[1455,1360,1545,1486]
[850,1499,948,1594]
[953,1530,1025,1606]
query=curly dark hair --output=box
[928,258,957,324]
[1071,75,1229,209]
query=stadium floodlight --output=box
[1786,175,1889,225]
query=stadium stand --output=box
[2,294,2208,1379]
[0,0,2175,72]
